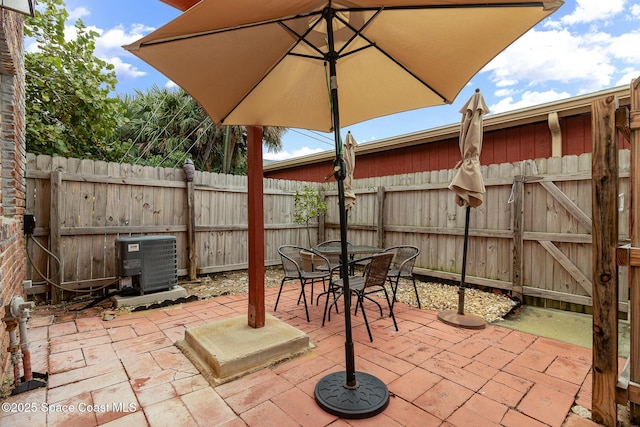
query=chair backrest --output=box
[279,245,330,277]
[363,252,394,289]
[278,245,305,278]
[385,245,420,276]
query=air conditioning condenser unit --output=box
[115,235,178,296]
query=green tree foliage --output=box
[117,86,285,174]
[294,185,328,246]
[24,0,285,173]
[25,0,122,158]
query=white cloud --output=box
[264,147,325,161]
[489,89,571,114]
[607,31,640,63]
[632,4,640,17]
[82,23,156,82]
[560,0,626,25]
[105,56,147,80]
[494,88,517,97]
[483,28,616,92]
[67,6,90,21]
[616,69,640,86]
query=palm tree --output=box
[117,86,285,173]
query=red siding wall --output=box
[264,114,630,182]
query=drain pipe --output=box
[2,296,48,394]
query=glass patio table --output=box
[314,244,383,275]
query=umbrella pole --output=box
[437,204,486,329]
[315,7,389,419]
[457,205,471,314]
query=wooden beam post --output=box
[629,77,640,421]
[247,126,265,328]
[591,94,619,426]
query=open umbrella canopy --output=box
[124,1,562,132]
[125,1,563,418]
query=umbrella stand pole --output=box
[437,204,486,329]
[457,205,471,315]
[314,7,389,419]
[337,172,356,386]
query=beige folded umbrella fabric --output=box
[343,132,358,211]
[449,89,489,208]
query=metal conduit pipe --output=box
[12,297,34,382]
[2,296,48,394]
[2,313,21,387]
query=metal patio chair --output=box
[383,245,421,310]
[274,245,332,322]
[323,252,397,342]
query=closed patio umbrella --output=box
[438,88,489,329]
[344,132,357,211]
[124,0,563,418]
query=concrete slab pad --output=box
[495,305,630,357]
[111,286,187,308]
[176,314,310,386]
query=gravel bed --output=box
[179,267,517,323]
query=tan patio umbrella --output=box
[124,0,563,418]
[343,132,358,211]
[438,88,489,329]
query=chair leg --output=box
[382,286,398,331]
[274,278,287,311]
[357,292,374,342]
[300,279,310,322]
[323,287,343,326]
[362,295,383,317]
[389,276,400,311]
[411,277,421,309]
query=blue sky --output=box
[55,0,640,160]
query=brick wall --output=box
[0,9,27,380]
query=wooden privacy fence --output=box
[25,151,630,311]
[24,154,313,301]
[320,151,630,312]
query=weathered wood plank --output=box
[591,94,619,426]
[538,240,592,296]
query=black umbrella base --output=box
[437,310,486,329]
[315,371,389,419]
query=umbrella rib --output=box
[135,11,323,47]
[333,6,382,57]
[278,15,328,60]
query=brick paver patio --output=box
[0,284,619,426]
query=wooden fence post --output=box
[50,171,62,304]
[591,94,619,426]
[511,176,524,302]
[185,178,197,281]
[376,186,385,248]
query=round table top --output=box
[314,244,383,255]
